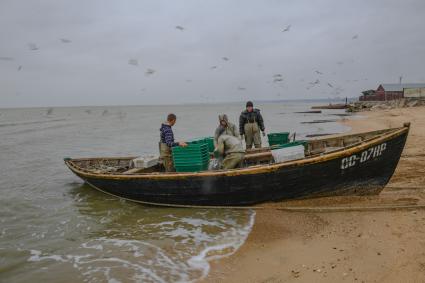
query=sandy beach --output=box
[204,106,425,283]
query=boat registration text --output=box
[341,143,387,170]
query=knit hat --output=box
[246,101,253,107]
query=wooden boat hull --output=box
[65,126,409,206]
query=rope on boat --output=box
[275,204,425,213]
[385,186,425,190]
[85,180,265,210]
[401,153,425,158]
[135,203,425,212]
[134,201,425,212]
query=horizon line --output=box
[0,97,355,110]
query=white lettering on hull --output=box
[341,143,387,170]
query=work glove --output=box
[262,131,266,137]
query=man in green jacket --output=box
[239,101,266,149]
[215,129,245,170]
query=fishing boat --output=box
[64,123,410,207]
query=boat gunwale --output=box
[65,126,409,180]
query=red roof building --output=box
[359,83,425,101]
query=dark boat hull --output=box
[67,128,408,206]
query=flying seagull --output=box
[222,57,229,61]
[327,82,334,88]
[210,66,217,69]
[237,86,246,91]
[315,70,323,75]
[128,59,138,66]
[17,65,22,71]
[145,68,155,76]
[273,74,282,78]
[273,78,284,83]
[175,25,185,31]
[309,79,320,87]
[28,43,39,51]
[60,38,72,43]
[352,34,358,40]
[282,25,291,32]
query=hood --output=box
[218,114,229,123]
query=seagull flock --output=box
[0,23,364,101]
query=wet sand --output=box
[204,106,425,283]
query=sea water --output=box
[0,101,349,282]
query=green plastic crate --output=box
[187,137,215,152]
[172,143,208,151]
[172,149,209,155]
[175,162,209,172]
[267,132,290,146]
[172,143,210,170]
[172,150,209,158]
[172,153,209,159]
[173,152,209,158]
[173,157,210,164]
[173,157,210,165]
[174,160,210,166]
[204,137,215,152]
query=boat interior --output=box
[68,127,401,175]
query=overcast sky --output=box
[1,0,424,107]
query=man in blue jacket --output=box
[159,113,187,172]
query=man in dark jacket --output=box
[239,101,266,149]
[159,113,187,172]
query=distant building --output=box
[404,87,425,98]
[360,90,376,101]
[359,83,425,101]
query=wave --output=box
[187,210,256,282]
[25,210,256,282]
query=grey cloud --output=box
[1,0,424,107]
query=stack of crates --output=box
[187,137,215,153]
[204,137,215,153]
[172,143,210,172]
[267,132,290,146]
